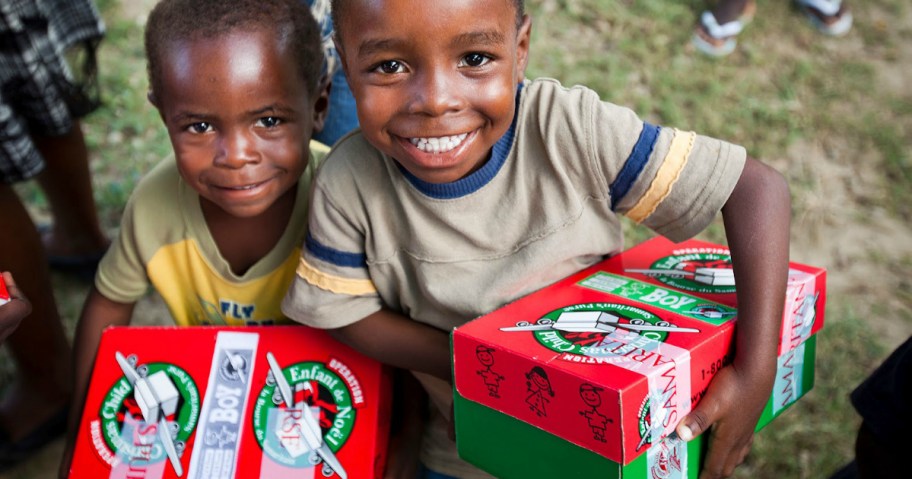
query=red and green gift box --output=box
[453,238,824,477]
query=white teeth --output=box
[409,133,469,153]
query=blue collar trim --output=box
[398,83,523,199]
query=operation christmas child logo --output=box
[632,247,736,294]
[252,356,364,477]
[91,354,200,474]
[501,303,700,361]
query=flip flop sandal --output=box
[692,2,757,58]
[0,406,69,471]
[795,0,853,36]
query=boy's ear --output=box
[515,15,532,82]
[312,79,332,134]
[147,90,168,121]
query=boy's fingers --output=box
[1,272,31,314]
[699,435,752,479]
[676,394,719,441]
[2,272,26,301]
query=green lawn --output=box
[3,1,910,478]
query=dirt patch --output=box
[786,137,912,350]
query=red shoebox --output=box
[69,326,391,479]
[453,242,825,465]
[0,275,9,306]
[603,237,826,355]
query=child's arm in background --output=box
[0,272,30,343]
[675,157,791,479]
[58,287,135,479]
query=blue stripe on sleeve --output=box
[305,232,367,268]
[609,122,661,211]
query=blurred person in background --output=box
[305,0,359,145]
[0,0,106,470]
[830,336,911,479]
[693,0,853,57]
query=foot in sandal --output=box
[692,0,757,57]
[795,0,853,36]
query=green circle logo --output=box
[251,361,356,467]
[96,363,200,465]
[650,251,735,294]
[533,303,669,359]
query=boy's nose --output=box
[214,130,258,168]
[408,69,464,117]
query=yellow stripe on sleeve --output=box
[296,257,378,296]
[626,129,696,223]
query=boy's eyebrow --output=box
[170,111,214,123]
[451,30,506,48]
[357,38,399,58]
[249,104,296,116]
[169,104,296,123]
[356,29,506,58]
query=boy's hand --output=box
[676,362,775,479]
[0,272,30,342]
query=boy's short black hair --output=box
[145,0,324,100]
[330,0,526,41]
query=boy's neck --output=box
[200,182,299,276]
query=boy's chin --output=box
[199,195,280,220]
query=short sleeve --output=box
[95,193,151,303]
[591,100,746,242]
[282,149,384,328]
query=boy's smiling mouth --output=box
[408,132,470,154]
[206,174,280,199]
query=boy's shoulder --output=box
[520,77,632,119]
[128,157,183,212]
[315,129,389,187]
[115,157,190,247]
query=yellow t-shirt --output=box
[96,141,328,326]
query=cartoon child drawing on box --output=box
[475,345,505,398]
[525,366,555,417]
[579,383,612,442]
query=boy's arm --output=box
[676,157,790,479]
[328,308,452,382]
[59,287,135,479]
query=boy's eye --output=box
[187,122,213,134]
[257,116,281,128]
[459,53,491,68]
[375,60,405,74]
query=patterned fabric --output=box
[305,0,359,146]
[306,0,338,81]
[0,0,104,183]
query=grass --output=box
[3,1,910,478]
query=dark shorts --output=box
[0,0,104,183]
[851,335,912,446]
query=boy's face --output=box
[336,0,531,184]
[153,29,327,218]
